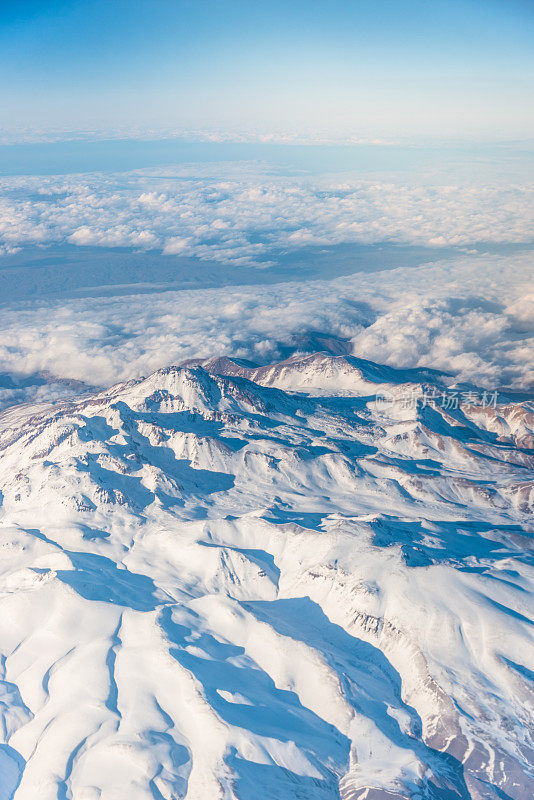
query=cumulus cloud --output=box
[0,251,532,392]
[0,164,532,399]
[505,293,534,333]
[0,167,533,266]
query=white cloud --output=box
[0,251,532,392]
[0,165,532,398]
[0,168,532,267]
[163,236,191,255]
[505,293,534,332]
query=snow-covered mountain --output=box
[0,353,532,800]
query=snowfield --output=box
[0,353,532,799]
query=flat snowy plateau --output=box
[0,353,532,800]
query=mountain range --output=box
[0,353,532,800]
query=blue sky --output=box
[1,0,533,139]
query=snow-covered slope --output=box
[185,352,450,397]
[0,354,532,800]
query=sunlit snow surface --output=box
[0,353,532,799]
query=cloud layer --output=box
[0,166,533,264]
[1,251,532,393]
[0,164,532,401]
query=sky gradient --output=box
[1,0,533,140]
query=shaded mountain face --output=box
[0,354,532,800]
